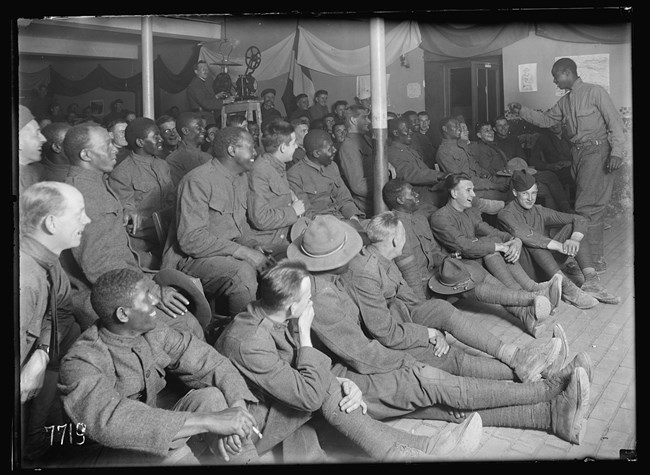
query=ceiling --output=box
[17,15,224,60]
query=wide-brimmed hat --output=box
[287,215,362,272]
[290,216,312,241]
[506,157,537,175]
[428,257,480,295]
[153,269,212,330]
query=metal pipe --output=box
[141,16,155,119]
[369,17,388,214]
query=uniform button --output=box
[280,234,285,239]
[145,370,151,378]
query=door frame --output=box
[442,55,503,133]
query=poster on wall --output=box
[518,63,537,92]
[554,53,610,96]
[357,74,390,106]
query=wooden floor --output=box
[315,215,636,464]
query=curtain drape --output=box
[420,23,532,61]
[534,23,631,44]
[34,44,200,97]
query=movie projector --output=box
[211,46,261,101]
[235,46,261,100]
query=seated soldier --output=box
[430,173,562,338]
[382,178,562,331]
[346,211,564,384]
[106,119,131,166]
[155,114,181,160]
[307,89,330,123]
[435,116,511,203]
[18,105,47,193]
[287,116,310,170]
[498,170,618,308]
[528,122,573,188]
[470,122,510,177]
[287,129,366,234]
[337,105,380,216]
[216,260,484,462]
[247,121,264,157]
[247,119,305,255]
[286,214,593,445]
[201,123,219,154]
[165,112,212,188]
[63,123,193,332]
[19,182,85,464]
[57,268,260,467]
[493,116,572,212]
[38,121,72,183]
[166,127,274,317]
[387,116,446,217]
[331,99,348,123]
[108,117,176,269]
[402,110,436,169]
[260,88,283,127]
[288,93,310,122]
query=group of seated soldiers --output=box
[17,95,618,467]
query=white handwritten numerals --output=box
[45,422,86,446]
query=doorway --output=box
[425,56,503,140]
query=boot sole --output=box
[522,338,562,383]
[584,293,621,305]
[450,412,483,456]
[541,326,569,378]
[534,295,552,320]
[571,367,590,445]
[575,352,594,384]
[550,274,563,313]
[561,295,598,310]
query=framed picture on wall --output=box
[90,99,104,116]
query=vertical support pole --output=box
[141,16,155,119]
[369,17,388,214]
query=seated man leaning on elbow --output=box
[57,268,261,467]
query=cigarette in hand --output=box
[252,426,263,439]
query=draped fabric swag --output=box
[20,22,630,97]
[21,45,200,97]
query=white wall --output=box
[502,30,632,111]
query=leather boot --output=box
[506,295,551,338]
[550,367,590,444]
[533,273,563,313]
[581,273,621,304]
[546,351,593,384]
[511,337,562,383]
[542,324,569,379]
[561,275,598,309]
